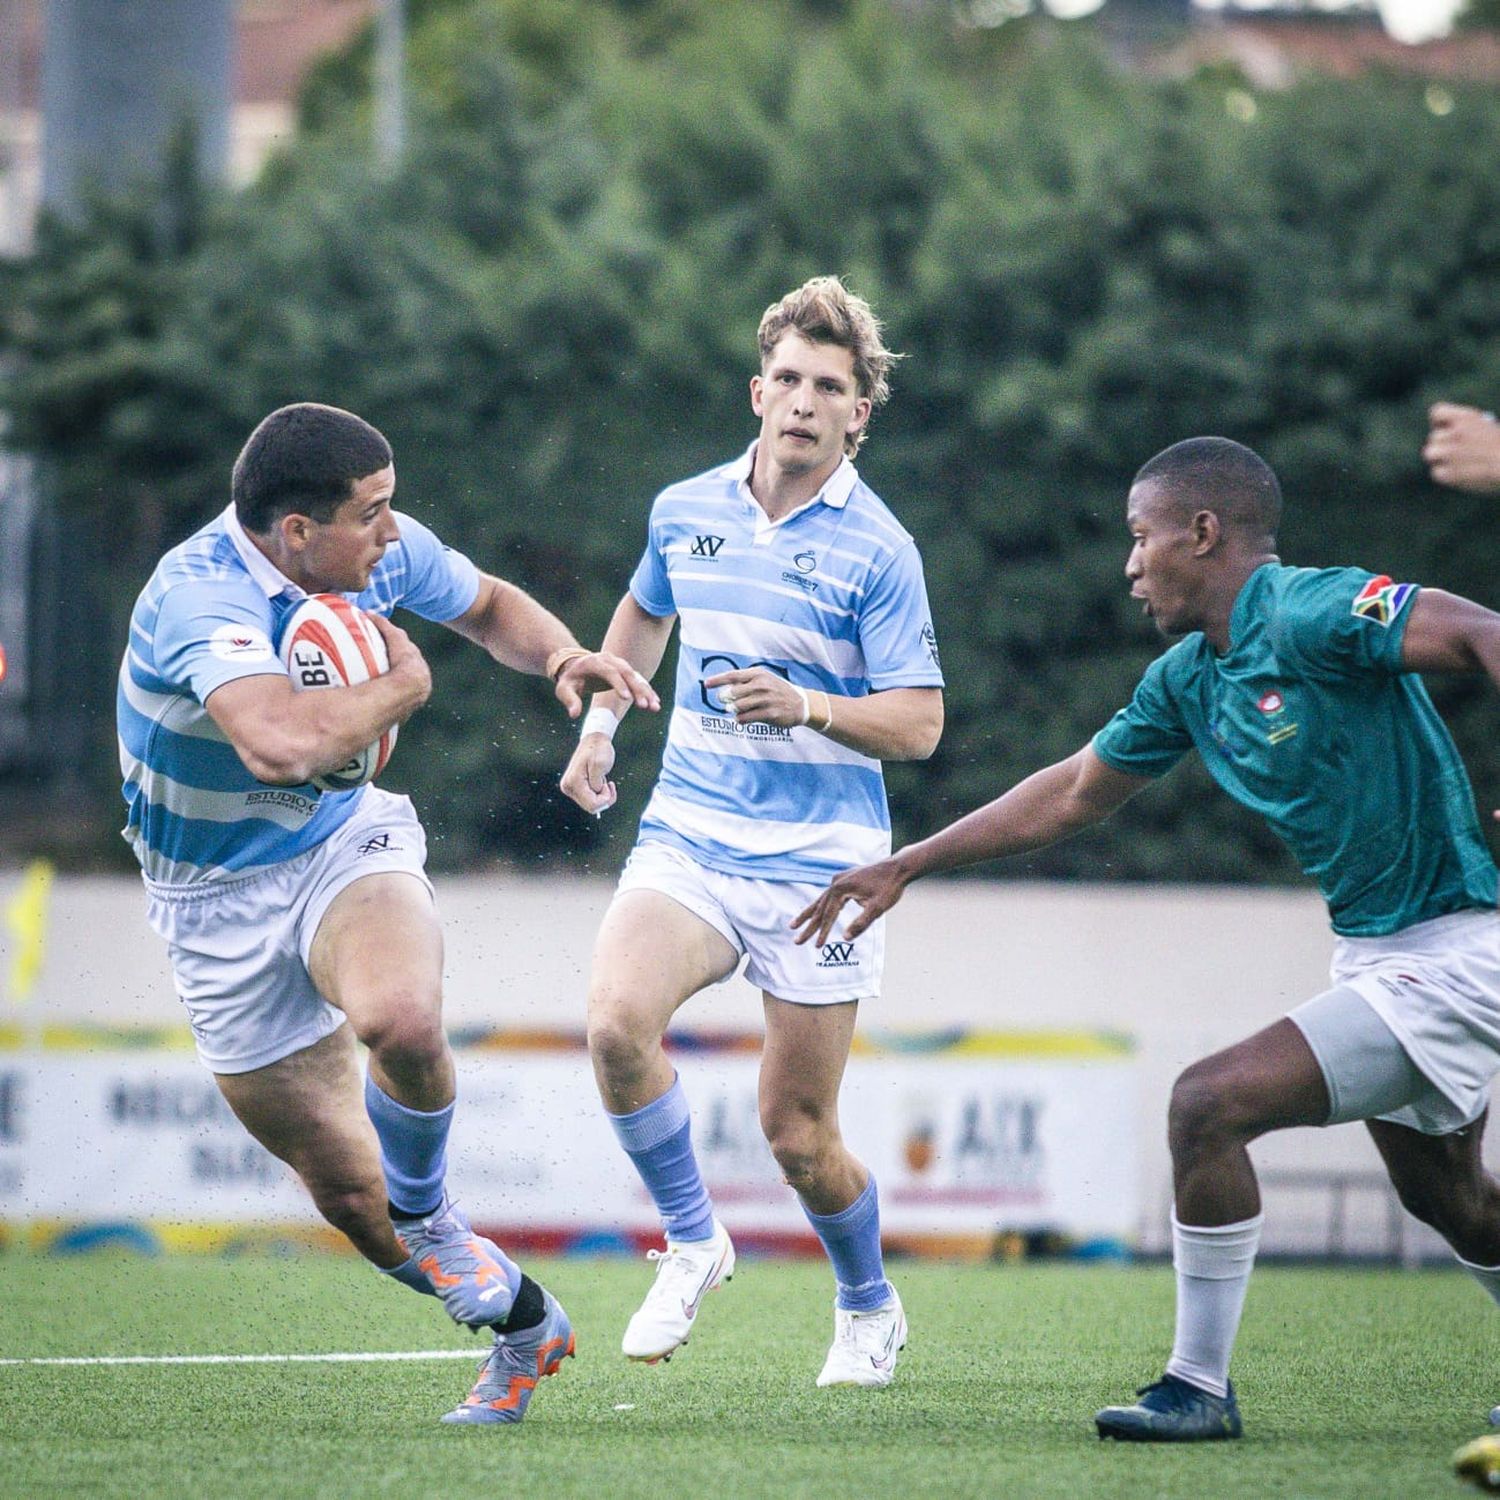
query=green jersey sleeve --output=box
[1091,648,1194,779]
[1266,567,1418,682]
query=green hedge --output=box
[3,0,1498,881]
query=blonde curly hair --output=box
[757,277,902,455]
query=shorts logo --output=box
[690,535,726,559]
[818,941,858,968]
[209,623,274,662]
[1351,575,1416,628]
[356,833,398,856]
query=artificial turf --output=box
[1,1252,1495,1499]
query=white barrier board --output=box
[0,1041,1136,1240]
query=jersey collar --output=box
[222,504,307,602]
[727,442,858,542]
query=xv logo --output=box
[819,941,857,967]
[357,833,395,856]
[690,535,726,559]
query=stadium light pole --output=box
[374,0,405,173]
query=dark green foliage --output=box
[2,2,1497,879]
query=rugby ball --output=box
[278,594,396,792]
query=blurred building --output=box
[0,0,377,257]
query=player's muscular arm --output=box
[207,615,431,786]
[1401,589,1500,822]
[1400,589,1500,687]
[445,573,658,717]
[559,595,677,815]
[807,685,942,761]
[792,747,1149,946]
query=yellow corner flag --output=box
[5,859,55,1005]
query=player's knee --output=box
[763,1111,833,1186]
[1421,1177,1500,1256]
[1386,1170,1442,1230]
[1167,1061,1249,1156]
[586,1008,658,1085]
[306,1175,385,1238]
[357,999,445,1074]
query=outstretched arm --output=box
[444,572,658,716]
[792,745,1150,946]
[1400,587,1500,820]
[1424,403,1500,495]
[559,594,678,815]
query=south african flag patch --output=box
[1351,575,1416,628]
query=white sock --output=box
[1164,1211,1263,1399]
[1456,1253,1500,1306]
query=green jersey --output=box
[1092,563,1497,937]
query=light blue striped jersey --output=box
[630,446,944,881]
[118,505,479,886]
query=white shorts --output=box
[1289,909,1500,1136]
[144,789,433,1074]
[615,841,884,1006]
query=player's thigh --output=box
[589,888,740,1037]
[1174,1015,1330,1136]
[214,1023,381,1185]
[306,871,443,1031]
[1367,1110,1490,1218]
[759,993,859,1126]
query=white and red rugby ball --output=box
[278,594,397,792]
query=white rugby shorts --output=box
[615,840,884,1006]
[144,788,433,1074]
[1290,908,1500,1135]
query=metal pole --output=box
[374,0,405,172]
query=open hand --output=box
[554,653,659,718]
[791,856,910,948]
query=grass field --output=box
[1,1253,1496,1500]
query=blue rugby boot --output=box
[392,1195,519,1328]
[1095,1373,1243,1442]
[441,1288,575,1426]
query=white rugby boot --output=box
[621,1218,735,1362]
[815,1287,907,1388]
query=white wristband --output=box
[581,706,621,740]
[789,683,812,726]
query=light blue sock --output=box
[803,1176,892,1312]
[607,1075,715,1243]
[364,1073,453,1217]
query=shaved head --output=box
[1132,437,1282,544]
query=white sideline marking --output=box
[0,1350,482,1368]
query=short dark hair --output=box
[1133,437,1282,541]
[232,403,392,534]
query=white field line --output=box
[0,1349,483,1368]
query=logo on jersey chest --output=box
[1255,687,1298,746]
[780,549,820,592]
[691,534,726,559]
